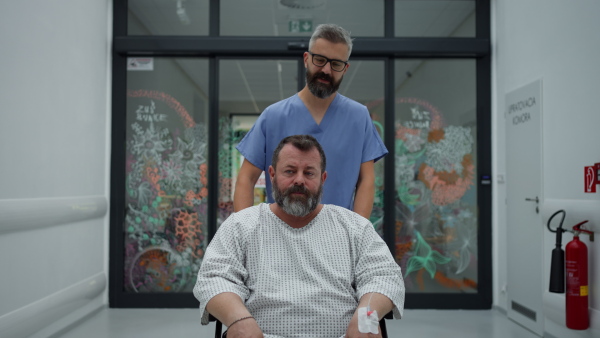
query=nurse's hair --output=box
[309,23,353,59]
[272,135,327,172]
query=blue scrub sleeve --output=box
[235,116,267,171]
[362,118,388,164]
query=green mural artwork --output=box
[393,98,478,293]
[124,90,207,292]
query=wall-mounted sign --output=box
[584,166,596,193]
[127,58,154,71]
[505,80,541,127]
[289,19,312,33]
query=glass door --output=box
[215,58,388,229]
[393,59,479,293]
[111,0,491,309]
[122,58,210,295]
[216,59,299,224]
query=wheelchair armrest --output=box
[379,311,393,338]
[208,314,223,338]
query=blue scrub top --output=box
[236,93,387,210]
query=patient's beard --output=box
[272,180,322,217]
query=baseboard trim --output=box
[543,291,600,337]
[37,301,106,338]
[492,304,507,316]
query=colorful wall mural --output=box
[393,98,478,293]
[124,90,207,292]
[123,90,479,294]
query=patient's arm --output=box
[207,292,264,338]
[345,292,393,338]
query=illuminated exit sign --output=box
[289,19,312,33]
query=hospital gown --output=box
[194,203,405,337]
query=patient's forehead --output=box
[277,145,321,171]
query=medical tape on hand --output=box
[358,293,379,334]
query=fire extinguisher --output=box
[565,220,594,330]
[547,210,567,293]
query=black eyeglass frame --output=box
[307,51,349,72]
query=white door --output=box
[505,80,543,336]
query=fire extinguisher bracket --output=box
[572,220,594,241]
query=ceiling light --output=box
[176,0,191,25]
[280,0,325,9]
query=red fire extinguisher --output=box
[565,220,594,330]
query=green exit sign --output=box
[289,20,313,33]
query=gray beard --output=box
[281,198,316,217]
[272,182,322,217]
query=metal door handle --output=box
[525,196,539,213]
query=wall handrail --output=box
[0,195,108,235]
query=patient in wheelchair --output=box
[194,135,405,337]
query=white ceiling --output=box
[129,0,474,37]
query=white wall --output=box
[492,1,600,337]
[0,1,112,337]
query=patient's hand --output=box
[345,314,382,338]
[225,317,264,338]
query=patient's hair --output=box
[271,135,326,172]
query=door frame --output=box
[109,0,492,309]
